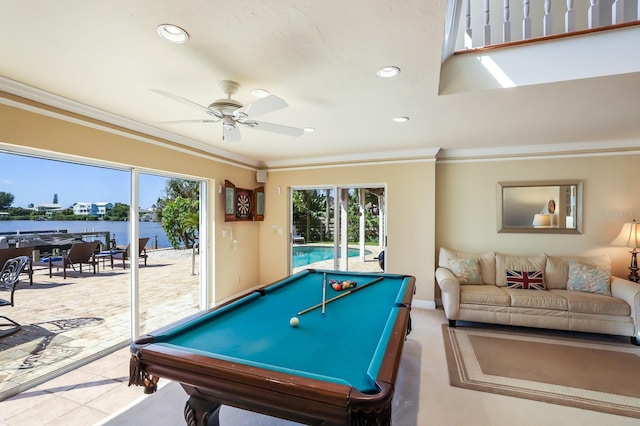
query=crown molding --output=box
[0,76,260,168]
[262,148,441,170]
[437,139,640,163]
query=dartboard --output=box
[236,190,252,218]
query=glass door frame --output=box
[289,184,387,274]
[289,185,339,272]
[129,168,210,340]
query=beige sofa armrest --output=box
[436,267,460,320]
[611,276,640,338]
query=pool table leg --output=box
[184,395,222,426]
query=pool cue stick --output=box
[297,276,384,316]
[322,272,327,314]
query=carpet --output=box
[442,324,640,419]
[102,338,422,425]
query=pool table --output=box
[129,269,416,426]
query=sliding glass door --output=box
[0,150,208,401]
[138,174,202,335]
[291,185,386,274]
[291,188,336,273]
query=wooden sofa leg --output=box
[448,319,457,327]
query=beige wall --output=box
[0,97,260,304]
[259,161,436,302]
[436,155,640,280]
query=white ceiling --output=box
[1,1,639,168]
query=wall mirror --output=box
[497,180,583,234]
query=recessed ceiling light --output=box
[376,66,401,78]
[250,88,270,98]
[304,127,315,133]
[156,24,189,44]
[393,117,409,123]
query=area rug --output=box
[442,324,640,418]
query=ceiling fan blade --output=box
[151,89,222,118]
[156,119,220,124]
[234,95,288,120]
[250,121,305,137]
[223,124,242,142]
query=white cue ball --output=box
[290,317,299,327]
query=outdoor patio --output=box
[0,244,383,402]
[0,248,200,401]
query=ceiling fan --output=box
[152,80,305,142]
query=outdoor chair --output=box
[0,256,30,336]
[98,237,149,269]
[36,241,100,279]
[292,226,305,244]
[0,246,33,285]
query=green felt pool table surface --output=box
[154,269,412,392]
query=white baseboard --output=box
[412,299,436,310]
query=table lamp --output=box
[611,219,640,282]
[532,214,551,228]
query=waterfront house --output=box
[32,203,63,215]
[72,202,98,216]
[95,202,114,217]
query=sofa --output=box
[435,247,640,344]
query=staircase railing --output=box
[443,0,640,60]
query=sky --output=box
[0,152,173,209]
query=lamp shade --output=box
[532,214,551,227]
[611,219,640,249]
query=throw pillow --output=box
[495,253,546,287]
[506,269,545,290]
[449,258,483,285]
[566,261,611,296]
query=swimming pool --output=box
[292,245,371,268]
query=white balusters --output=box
[523,0,531,39]
[484,0,492,46]
[588,0,599,28]
[565,0,575,32]
[543,0,553,36]
[612,0,625,24]
[503,0,511,42]
[455,0,632,52]
[465,0,472,49]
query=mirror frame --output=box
[497,180,583,234]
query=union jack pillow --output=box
[506,269,545,290]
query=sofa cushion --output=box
[550,290,630,316]
[438,247,496,285]
[505,270,545,290]
[545,255,611,290]
[566,261,611,296]
[449,258,483,284]
[495,254,547,287]
[503,288,568,310]
[460,285,510,306]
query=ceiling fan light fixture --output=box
[393,116,409,123]
[222,116,235,127]
[156,24,189,44]
[376,66,400,78]
[250,88,270,98]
